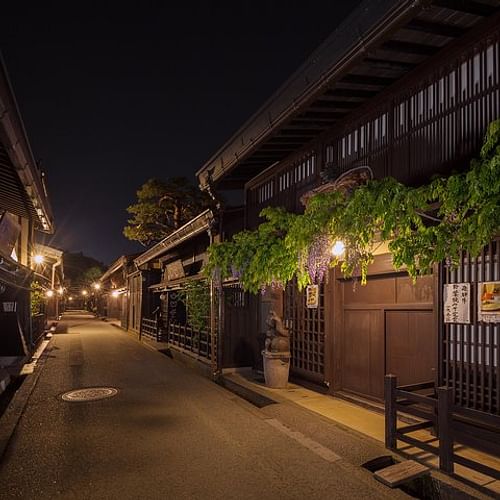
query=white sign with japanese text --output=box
[444,283,470,324]
[306,285,319,309]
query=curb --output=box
[0,342,51,461]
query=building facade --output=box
[0,57,55,383]
[196,0,500,414]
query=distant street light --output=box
[58,287,64,295]
[111,290,119,298]
[46,290,54,298]
[93,283,101,290]
[69,296,73,301]
[81,290,88,296]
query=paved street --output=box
[0,313,407,499]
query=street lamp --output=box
[81,290,88,296]
[111,290,119,298]
[92,283,101,290]
[33,254,44,264]
[46,289,54,298]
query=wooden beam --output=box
[301,111,346,120]
[341,74,396,86]
[363,57,417,71]
[381,40,441,56]
[310,99,360,110]
[325,88,377,98]
[433,0,497,17]
[278,127,324,134]
[405,19,467,38]
[289,119,332,127]
[265,137,308,144]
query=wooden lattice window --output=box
[285,282,325,382]
[441,239,500,415]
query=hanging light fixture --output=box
[331,240,345,257]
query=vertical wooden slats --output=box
[319,31,499,184]
[442,239,499,415]
[285,281,325,382]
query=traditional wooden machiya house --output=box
[0,57,55,385]
[196,0,500,438]
[98,254,138,329]
[131,207,254,375]
[32,243,64,321]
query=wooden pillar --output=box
[385,374,397,450]
[437,386,454,473]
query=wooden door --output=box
[343,309,384,398]
[386,310,436,386]
[336,259,436,401]
[223,284,254,368]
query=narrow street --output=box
[0,312,406,500]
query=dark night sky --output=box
[1,1,361,265]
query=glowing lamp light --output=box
[58,287,64,295]
[81,290,88,296]
[92,283,101,290]
[331,240,346,257]
[33,254,44,264]
[68,296,73,301]
[111,290,119,298]
[46,290,54,298]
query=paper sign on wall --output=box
[306,285,319,309]
[478,282,500,323]
[444,283,470,324]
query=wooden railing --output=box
[385,374,500,479]
[32,313,46,345]
[140,318,160,342]
[164,322,211,362]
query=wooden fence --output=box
[140,318,160,342]
[385,374,500,479]
[32,313,46,345]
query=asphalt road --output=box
[0,313,407,499]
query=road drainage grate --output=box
[61,387,118,402]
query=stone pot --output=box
[262,350,291,389]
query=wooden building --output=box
[129,207,254,374]
[0,57,55,376]
[98,254,137,329]
[32,244,64,321]
[196,0,500,417]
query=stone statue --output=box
[264,310,290,353]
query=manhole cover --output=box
[61,387,118,402]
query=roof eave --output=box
[196,0,422,190]
[134,209,214,267]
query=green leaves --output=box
[123,177,213,246]
[205,120,500,292]
[178,280,210,332]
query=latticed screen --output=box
[162,289,212,362]
[442,239,499,415]
[285,282,325,382]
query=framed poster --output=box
[478,282,500,323]
[306,285,319,309]
[443,283,470,324]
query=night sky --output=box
[1,1,361,265]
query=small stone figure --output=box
[264,310,290,353]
